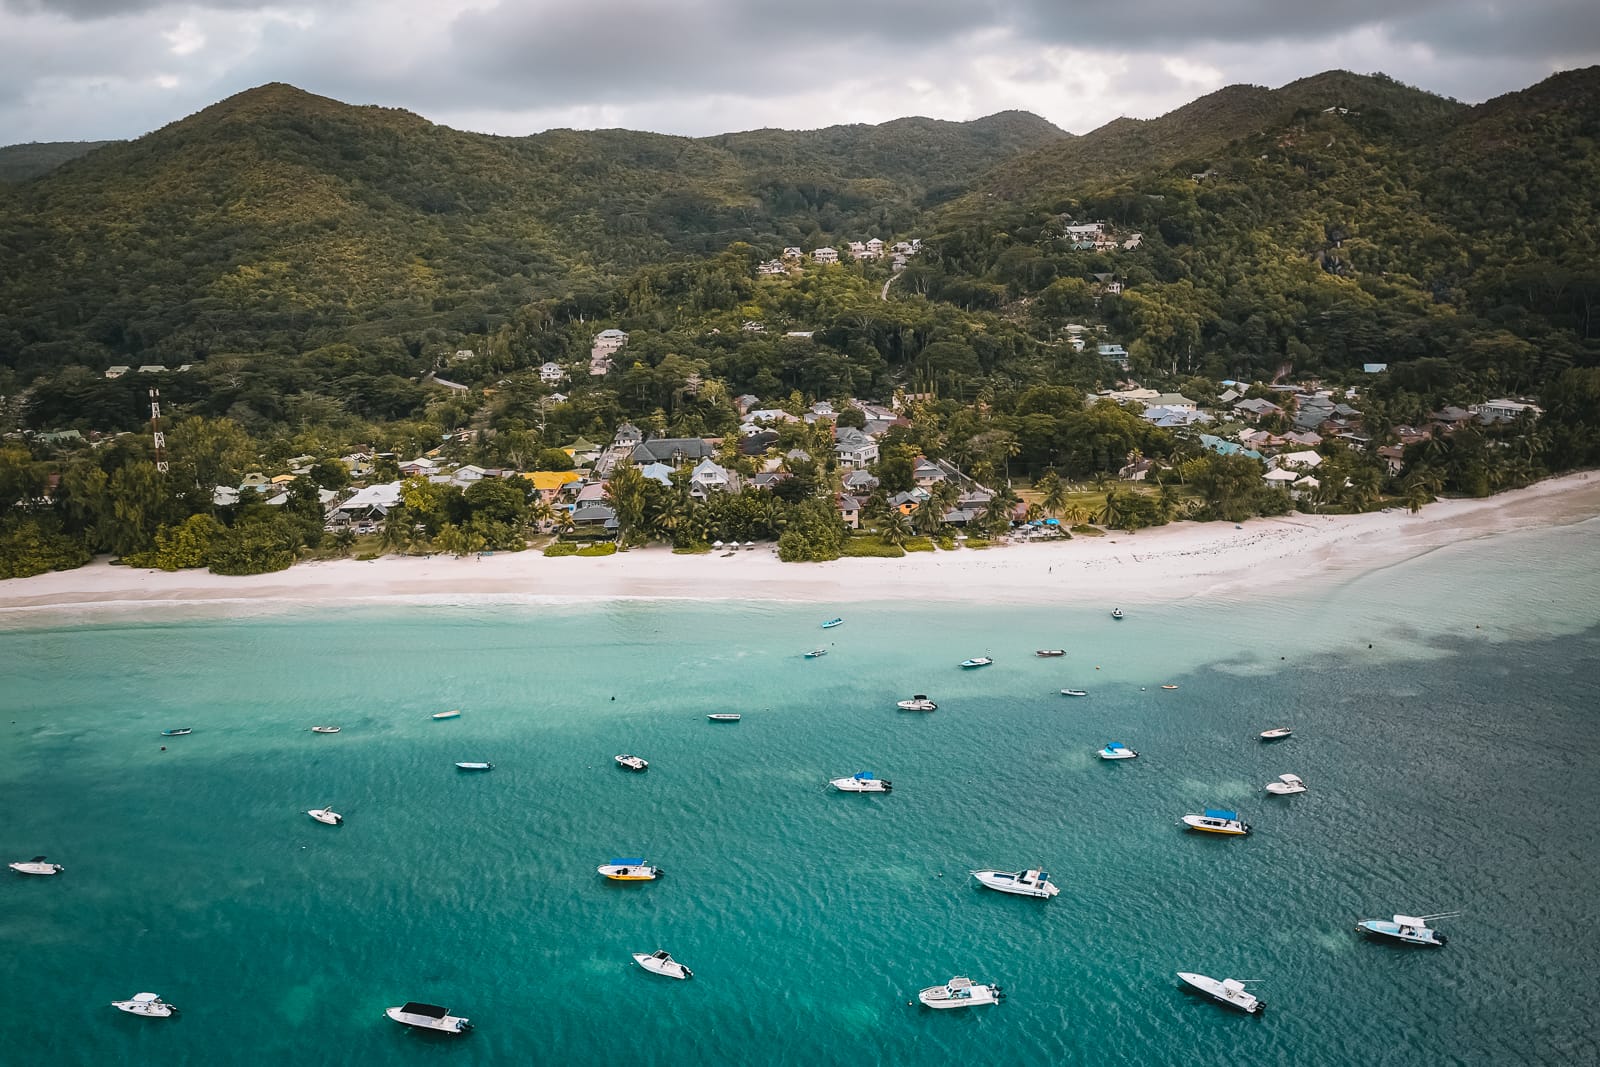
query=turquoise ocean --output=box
[4,516,1599,1065]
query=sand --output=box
[1,473,1597,618]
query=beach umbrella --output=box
[713,540,724,548]
[745,540,756,548]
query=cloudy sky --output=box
[2,0,1597,145]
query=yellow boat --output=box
[1181,810,1250,835]
[598,858,660,881]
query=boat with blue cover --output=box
[160,728,192,737]
[821,618,843,629]
[1098,742,1137,760]
[959,656,993,669]
[804,648,828,658]
[1181,809,1250,835]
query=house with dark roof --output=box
[631,438,716,467]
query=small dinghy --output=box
[160,728,192,737]
[1098,742,1137,760]
[633,950,693,979]
[896,694,937,712]
[8,856,63,876]
[1060,688,1089,697]
[385,1002,472,1034]
[1160,684,1179,691]
[959,656,993,669]
[112,992,178,1018]
[804,648,828,658]
[1259,727,1292,741]
[821,617,844,629]
[1356,912,1454,947]
[615,754,649,772]
[830,772,891,793]
[432,709,462,721]
[1265,773,1306,795]
[917,976,1004,1009]
[707,713,742,722]
[455,762,494,771]
[1177,972,1263,1014]
[310,725,340,734]
[307,807,343,826]
[1034,649,1066,658]
[971,868,1058,898]
[1111,608,1125,620]
[598,858,661,881]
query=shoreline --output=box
[1,472,1597,620]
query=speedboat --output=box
[1035,649,1066,657]
[1160,684,1179,691]
[897,695,937,711]
[959,656,993,669]
[1111,608,1125,620]
[385,1002,472,1034]
[1176,972,1263,1014]
[432,709,462,721]
[830,772,891,793]
[160,728,192,737]
[1060,688,1088,697]
[821,618,844,629]
[9,856,63,876]
[971,868,1058,898]
[917,976,1004,1009]
[615,754,649,772]
[307,807,343,826]
[1356,913,1453,946]
[1181,809,1250,835]
[1098,742,1137,760]
[633,950,693,979]
[1259,727,1292,741]
[598,858,661,880]
[707,713,742,722]
[310,725,340,734]
[112,992,178,1018]
[804,648,828,658]
[1265,773,1306,795]
[455,761,494,771]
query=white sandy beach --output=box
[1,473,1597,616]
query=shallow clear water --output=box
[3,518,1599,1065]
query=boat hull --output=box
[918,982,1003,1008]
[633,953,692,979]
[1035,650,1065,657]
[1177,973,1262,1013]
[385,1006,472,1033]
[707,714,741,721]
[311,726,340,734]
[8,861,63,875]
[432,711,462,720]
[455,763,493,771]
[1181,816,1249,835]
[971,870,1058,898]
[308,810,343,826]
[1356,921,1446,946]
[112,997,177,1018]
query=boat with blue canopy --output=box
[1181,809,1250,835]
[830,772,891,793]
[821,618,843,629]
[1098,742,1137,760]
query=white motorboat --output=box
[1035,649,1066,657]
[971,868,1059,898]
[707,713,742,722]
[896,694,937,711]
[455,762,494,771]
[1265,773,1306,795]
[598,857,661,881]
[917,976,1004,1009]
[8,856,63,876]
[1111,608,1125,620]
[432,709,462,721]
[1259,727,1292,741]
[310,725,340,734]
[1060,688,1089,697]
[1356,913,1454,947]
[1098,742,1137,760]
[633,950,693,979]
[959,656,993,669]
[1177,972,1264,1014]
[160,727,192,737]
[804,648,828,658]
[307,807,343,826]
[112,992,178,1018]
[830,772,891,793]
[385,1002,472,1034]
[615,754,649,772]
[1181,809,1250,835]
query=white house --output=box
[847,241,867,259]
[689,458,732,496]
[1472,398,1543,422]
[1272,450,1324,471]
[756,260,787,276]
[539,362,567,384]
[782,247,803,260]
[864,238,885,258]
[834,427,879,469]
[105,366,130,379]
[811,247,839,264]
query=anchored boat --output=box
[598,858,661,881]
[959,656,993,669]
[1060,688,1089,697]
[1177,972,1264,1014]
[615,754,649,772]
[8,856,63,876]
[455,762,494,771]
[896,695,937,711]
[821,618,844,629]
[971,868,1059,898]
[1035,649,1065,657]
[633,950,693,979]
[1265,773,1306,795]
[307,807,343,826]
[1259,727,1292,741]
[707,713,742,722]
[830,772,891,793]
[432,709,462,721]
[385,1002,472,1034]
[160,728,192,737]
[804,648,828,658]
[917,976,1004,1009]
[1111,608,1125,620]
[310,725,340,734]
[1098,742,1138,760]
[1356,913,1454,947]
[112,992,178,1018]
[1181,809,1250,835]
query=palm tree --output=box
[1037,471,1069,518]
[1099,491,1123,530]
[881,508,912,547]
[331,527,357,557]
[912,497,944,538]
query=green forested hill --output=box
[0,140,118,183]
[0,84,1064,374]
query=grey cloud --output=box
[2,0,283,18]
